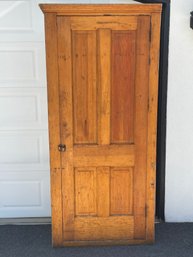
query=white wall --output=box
[165,0,193,222]
[0,0,136,218]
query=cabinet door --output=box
[57,15,151,243]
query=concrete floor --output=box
[0,223,193,257]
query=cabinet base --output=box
[53,239,154,247]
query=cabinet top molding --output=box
[39,4,162,15]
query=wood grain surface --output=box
[42,5,162,246]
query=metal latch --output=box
[58,144,66,152]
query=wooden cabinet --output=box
[40,4,162,247]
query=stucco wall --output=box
[165,0,193,221]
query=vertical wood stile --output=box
[57,17,75,241]
[97,167,110,217]
[134,16,150,239]
[146,13,161,242]
[44,13,63,246]
[97,29,111,145]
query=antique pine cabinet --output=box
[40,4,162,247]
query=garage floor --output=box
[0,223,193,257]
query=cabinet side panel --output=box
[44,13,63,247]
[146,13,161,242]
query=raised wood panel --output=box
[111,31,136,144]
[72,31,97,145]
[75,168,97,216]
[110,167,133,215]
